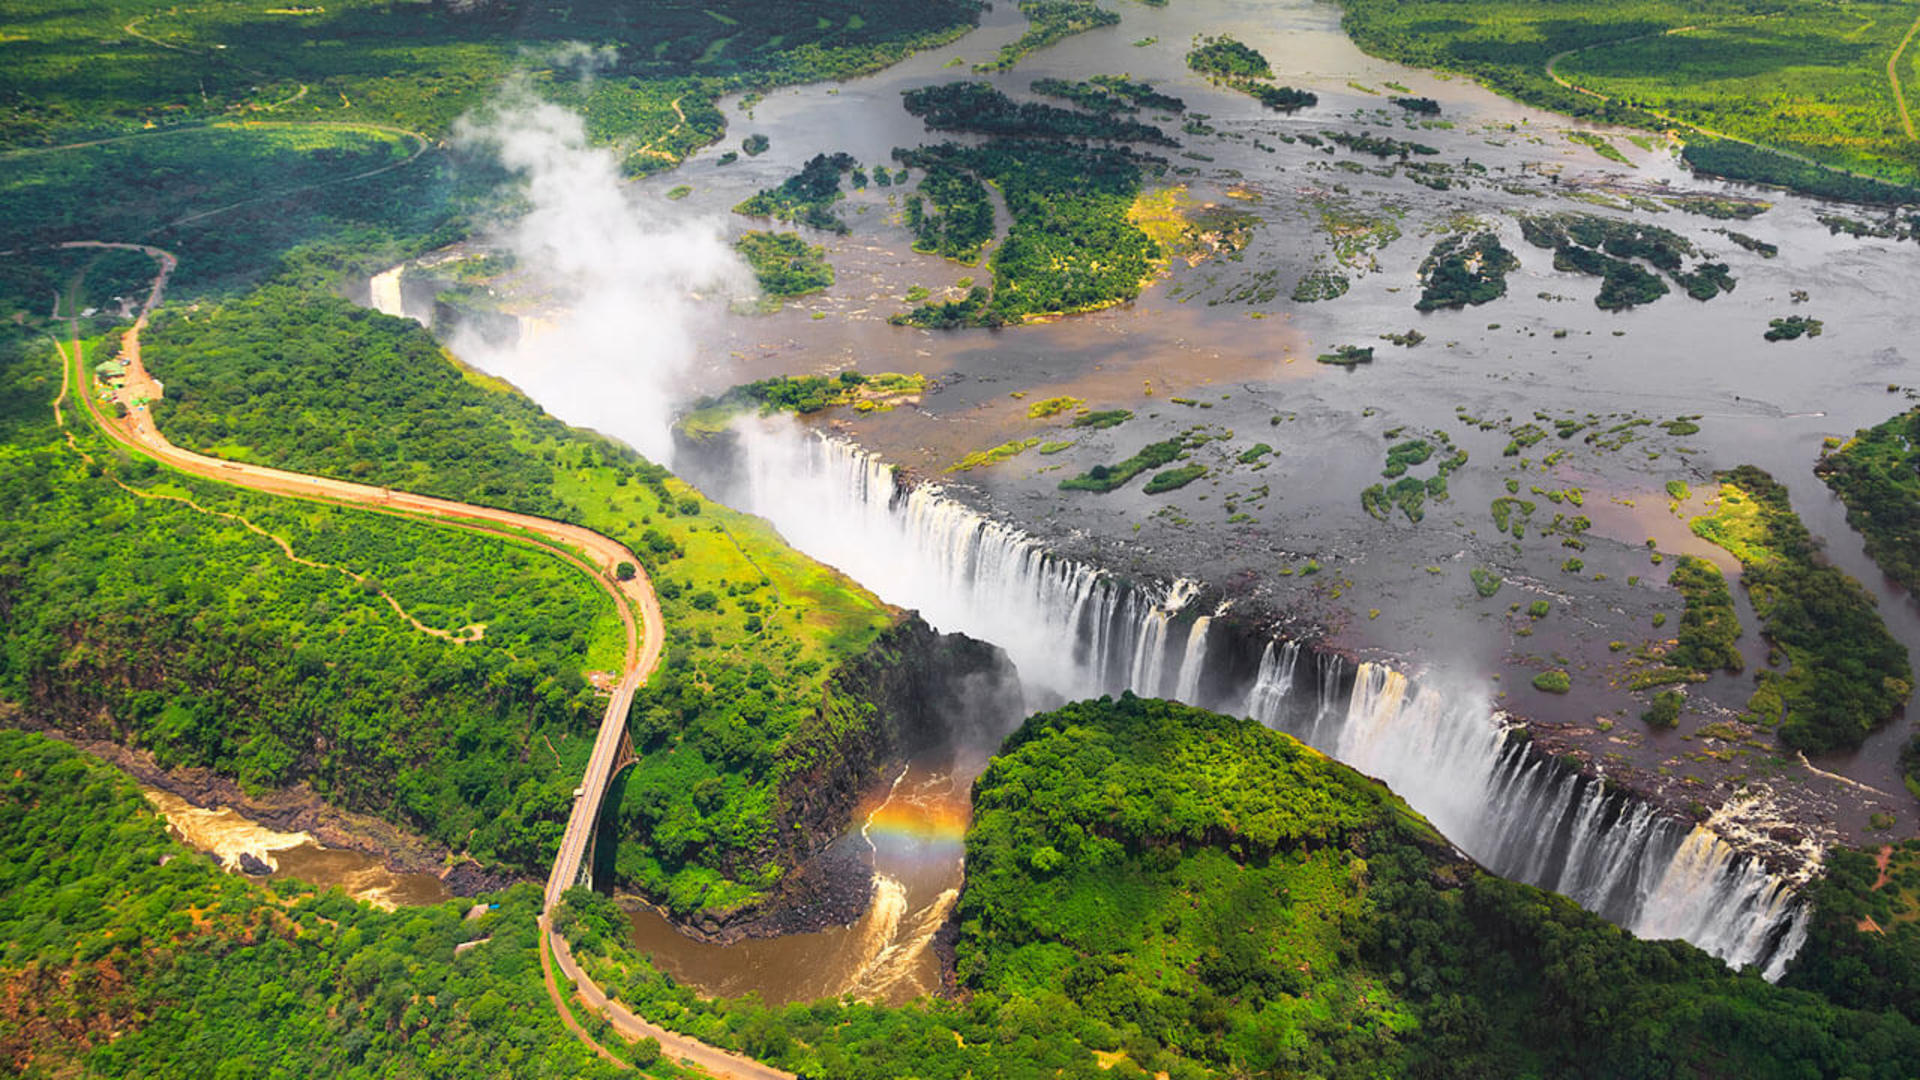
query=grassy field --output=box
[1337,0,1920,187]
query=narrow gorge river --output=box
[625,756,971,1005]
[143,789,450,909]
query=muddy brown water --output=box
[144,789,450,909]
[623,757,971,1005]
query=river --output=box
[143,789,450,909]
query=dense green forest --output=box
[1519,212,1734,309]
[85,284,898,915]
[905,160,998,263]
[1690,466,1912,752]
[894,140,1163,325]
[0,0,985,296]
[1335,0,1920,191]
[1817,407,1920,596]
[1414,231,1519,310]
[560,695,1920,1078]
[0,326,629,878]
[0,730,648,1078]
[1816,408,1920,794]
[735,230,835,299]
[734,153,860,233]
[902,81,1176,145]
[0,0,982,148]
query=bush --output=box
[1532,670,1571,694]
[1643,690,1684,729]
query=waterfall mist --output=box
[683,416,1812,979]
[449,83,747,464]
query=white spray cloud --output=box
[450,80,747,465]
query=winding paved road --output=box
[55,243,787,1080]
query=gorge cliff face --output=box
[659,614,1021,942]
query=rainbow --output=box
[864,800,970,845]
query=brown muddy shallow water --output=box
[144,789,450,909]
[623,757,972,1005]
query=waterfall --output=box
[696,419,1809,979]
[369,266,407,319]
[1171,615,1213,702]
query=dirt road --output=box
[59,244,785,1080]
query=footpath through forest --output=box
[53,242,790,1080]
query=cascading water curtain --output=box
[703,418,1808,978]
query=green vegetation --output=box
[1060,438,1185,492]
[0,0,986,297]
[903,81,1174,145]
[1322,129,1439,159]
[1766,315,1825,341]
[1690,466,1912,751]
[1143,463,1208,493]
[0,731,631,1078]
[1568,131,1631,164]
[1666,556,1744,674]
[893,139,1161,325]
[1237,442,1273,464]
[0,0,982,153]
[1681,138,1920,206]
[1291,268,1350,302]
[974,0,1119,74]
[1528,600,1552,618]
[1519,213,1734,309]
[2,335,616,879]
[906,160,996,262]
[1317,344,1375,367]
[1786,841,1920,1013]
[1532,669,1572,693]
[566,695,1920,1078]
[1186,35,1274,79]
[735,152,859,233]
[1471,567,1504,597]
[1818,407,1920,595]
[1032,75,1187,113]
[1415,231,1521,310]
[1643,689,1685,728]
[950,437,1042,472]
[1335,0,1920,193]
[1186,36,1316,111]
[1362,476,1435,523]
[1392,95,1442,115]
[1026,395,1084,419]
[742,133,771,156]
[136,289,901,913]
[1236,82,1320,112]
[735,230,834,298]
[1667,195,1769,220]
[1072,408,1135,430]
[687,370,925,420]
